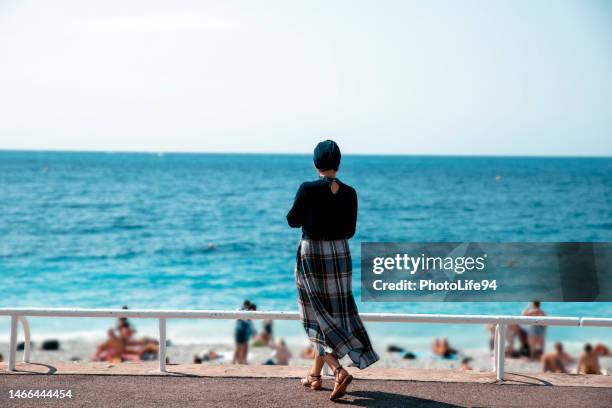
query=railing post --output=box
[493,323,499,372]
[495,323,506,381]
[8,315,18,372]
[19,317,31,363]
[159,318,167,372]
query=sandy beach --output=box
[1,339,610,375]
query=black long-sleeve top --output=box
[286,177,357,240]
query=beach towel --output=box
[295,238,379,369]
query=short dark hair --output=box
[533,300,540,308]
[313,140,341,171]
[585,343,593,352]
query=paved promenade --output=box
[1,363,611,407]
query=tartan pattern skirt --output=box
[295,238,379,369]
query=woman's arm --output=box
[287,183,306,228]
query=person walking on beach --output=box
[287,140,379,401]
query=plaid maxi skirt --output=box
[295,239,379,369]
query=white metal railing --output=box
[1,308,610,381]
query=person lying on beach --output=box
[541,342,572,373]
[578,343,601,375]
[132,336,160,361]
[523,301,546,360]
[432,338,457,359]
[193,350,221,364]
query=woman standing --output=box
[287,140,379,401]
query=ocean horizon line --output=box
[1,148,611,160]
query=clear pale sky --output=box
[1,0,611,156]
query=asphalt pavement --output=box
[1,375,611,407]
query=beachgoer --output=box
[93,319,158,362]
[273,339,292,365]
[194,350,221,364]
[116,324,142,362]
[578,343,601,375]
[432,338,457,359]
[233,300,254,364]
[252,319,274,347]
[461,357,473,371]
[523,301,546,359]
[117,305,131,332]
[594,343,609,356]
[541,342,572,373]
[92,329,124,362]
[300,344,316,359]
[263,319,274,344]
[288,140,379,401]
[264,338,293,365]
[505,324,530,358]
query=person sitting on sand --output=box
[504,324,530,358]
[92,322,158,362]
[432,338,457,359]
[272,338,292,365]
[252,319,274,347]
[578,343,601,375]
[264,338,292,366]
[541,342,572,373]
[523,301,546,359]
[117,305,131,331]
[115,324,143,362]
[92,329,125,362]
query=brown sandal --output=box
[329,366,353,401]
[301,374,322,390]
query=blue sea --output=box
[1,151,611,349]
